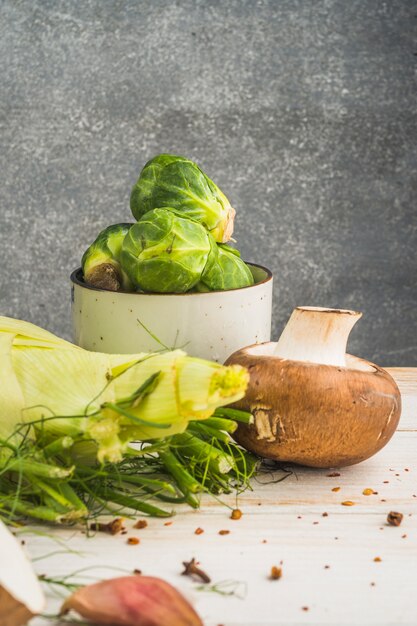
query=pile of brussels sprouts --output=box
[81,155,254,293]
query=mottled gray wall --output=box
[1,0,416,365]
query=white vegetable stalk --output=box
[273,306,362,367]
[0,521,45,626]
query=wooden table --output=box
[30,368,416,626]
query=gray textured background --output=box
[0,0,416,365]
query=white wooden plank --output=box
[29,506,417,626]
[388,368,417,431]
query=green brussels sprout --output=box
[196,238,254,292]
[120,208,211,293]
[82,223,134,291]
[130,154,235,243]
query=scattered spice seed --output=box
[230,508,242,520]
[387,511,403,527]
[134,520,148,529]
[374,557,382,562]
[381,499,386,502]
[195,527,204,535]
[362,488,374,495]
[90,517,125,535]
[297,516,302,519]
[262,539,267,544]
[341,501,355,506]
[269,566,282,580]
[302,607,309,612]
[405,468,409,472]
[327,472,340,477]
[133,569,142,575]
[324,565,330,569]
[164,521,173,526]
[182,558,211,583]
[322,512,328,517]
[121,530,128,535]
[127,537,140,545]
[218,530,230,535]
[383,481,389,484]
[370,582,376,587]
[332,487,341,492]
[402,534,407,539]
[313,521,319,525]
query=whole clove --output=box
[181,558,211,584]
[90,518,125,535]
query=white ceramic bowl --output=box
[71,263,273,363]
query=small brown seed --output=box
[127,537,140,545]
[341,501,355,506]
[269,566,282,580]
[387,511,403,527]
[218,530,230,535]
[134,520,148,529]
[230,508,242,520]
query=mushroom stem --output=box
[273,306,362,367]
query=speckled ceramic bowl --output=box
[71,263,273,363]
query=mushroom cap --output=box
[225,342,402,468]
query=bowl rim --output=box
[70,263,273,296]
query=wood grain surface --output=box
[29,368,417,626]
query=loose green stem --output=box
[200,416,238,433]
[0,500,65,523]
[159,450,202,496]
[96,489,172,517]
[172,432,234,475]
[213,407,254,424]
[188,422,231,444]
[6,459,74,479]
[43,436,74,457]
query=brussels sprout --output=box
[130,154,235,243]
[120,208,211,293]
[196,238,254,292]
[82,223,134,291]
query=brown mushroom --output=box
[225,307,401,468]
